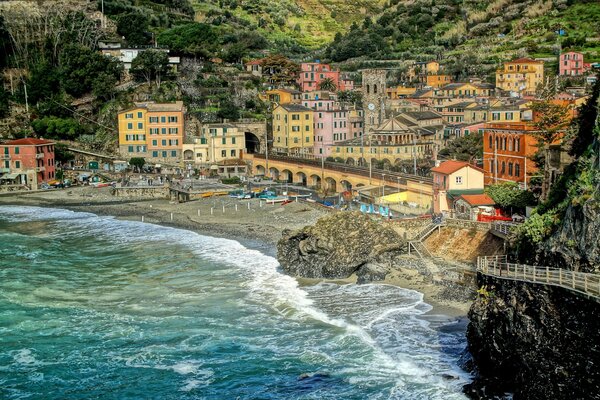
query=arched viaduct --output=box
[244,154,433,198]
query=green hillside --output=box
[325,0,600,77]
[191,0,386,50]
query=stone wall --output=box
[445,218,491,232]
[112,186,170,198]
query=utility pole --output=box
[101,0,105,29]
[412,136,417,175]
[264,129,269,179]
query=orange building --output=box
[483,122,540,187]
[0,138,55,187]
[426,74,452,88]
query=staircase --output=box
[408,222,444,261]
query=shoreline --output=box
[0,187,472,318]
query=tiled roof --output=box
[403,111,442,120]
[459,194,496,206]
[279,104,312,112]
[431,160,484,175]
[506,57,543,64]
[2,138,54,146]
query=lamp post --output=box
[382,173,386,198]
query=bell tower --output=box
[361,69,387,134]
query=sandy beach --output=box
[0,186,473,317]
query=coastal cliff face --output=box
[277,212,405,279]
[465,275,600,400]
[538,200,600,272]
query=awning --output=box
[0,173,20,180]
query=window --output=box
[152,140,157,146]
[3,160,7,168]
[221,150,226,157]
[152,151,158,157]
[162,151,167,158]
[161,116,166,123]
[149,117,159,123]
[169,128,178,134]
[162,128,167,134]
[305,125,310,131]
[492,112,500,121]
[292,126,300,132]
[305,114,309,120]
[230,150,236,157]
[125,113,133,119]
[222,138,226,145]
[15,160,20,168]
[515,163,520,177]
[505,112,513,120]
[127,123,133,129]
[508,162,513,176]
[292,114,300,120]
[138,122,143,129]
[162,140,167,146]
[14,147,19,154]
[501,161,506,174]
[455,176,462,185]
[306,136,310,142]
[128,145,134,152]
[168,116,178,123]
[488,136,493,149]
[171,151,177,157]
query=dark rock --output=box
[277,212,405,279]
[356,262,389,284]
[466,274,600,400]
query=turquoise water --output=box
[0,206,470,399]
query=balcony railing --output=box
[1,154,10,160]
[36,166,45,172]
[35,153,44,159]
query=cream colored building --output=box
[182,124,245,167]
[431,160,485,214]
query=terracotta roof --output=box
[246,59,263,65]
[506,57,543,64]
[2,138,54,146]
[459,194,496,206]
[431,160,484,175]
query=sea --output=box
[0,206,470,399]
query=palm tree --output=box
[318,78,337,92]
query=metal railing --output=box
[491,222,518,236]
[477,256,600,300]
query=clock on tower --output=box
[361,69,387,135]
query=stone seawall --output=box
[112,186,170,199]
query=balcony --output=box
[35,153,44,159]
[36,166,45,172]
[0,167,10,173]
[1,154,10,160]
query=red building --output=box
[0,138,56,187]
[297,62,353,92]
[559,52,591,76]
[482,123,540,188]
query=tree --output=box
[130,50,170,88]
[54,143,74,165]
[92,72,119,101]
[260,55,299,86]
[530,101,571,144]
[485,182,536,210]
[318,77,337,92]
[438,132,483,162]
[117,12,151,46]
[0,86,9,119]
[217,100,240,121]
[129,157,145,172]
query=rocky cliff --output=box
[277,212,405,279]
[465,275,600,400]
[538,199,600,272]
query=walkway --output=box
[477,256,600,301]
[408,222,444,260]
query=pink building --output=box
[302,98,363,157]
[0,138,56,187]
[298,62,354,92]
[559,52,591,76]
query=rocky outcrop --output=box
[277,212,406,279]
[538,200,600,272]
[465,274,600,400]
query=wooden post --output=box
[559,269,562,285]
[211,207,214,215]
[170,212,173,221]
[533,266,536,282]
[235,204,238,212]
[247,202,250,210]
[546,267,549,283]
[572,272,575,289]
[585,275,588,292]
[141,215,144,222]
[197,209,200,216]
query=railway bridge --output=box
[244,153,433,202]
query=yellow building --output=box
[259,88,302,104]
[118,101,185,166]
[496,58,544,96]
[272,104,314,156]
[182,124,246,167]
[386,86,417,99]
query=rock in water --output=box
[277,212,404,279]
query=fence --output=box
[477,256,600,300]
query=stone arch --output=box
[183,149,194,161]
[245,132,261,154]
[340,179,352,191]
[269,167,280,180]
[346,157,355,165]
[255,164,266,176]
[281,169,293,183]
[366,84,370,94]
[356,183,366,188]
[325,177,337,192]
[309,174,321,188]
[374,84,378,94]
[357,157,367,167]
[370,157,378,165]
[295,171,307,186]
